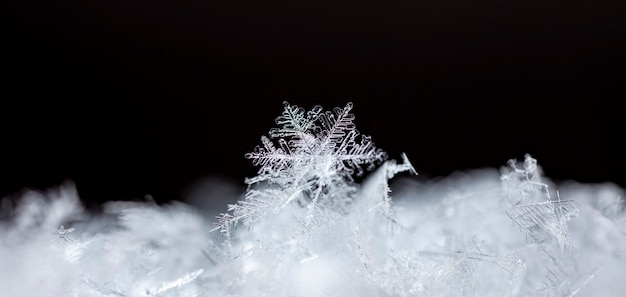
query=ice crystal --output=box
[500,153,550,205]
[1,101,625,297]
[502,155,580,252]
[213,101,388,241]
[506,198,579,252]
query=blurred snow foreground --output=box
[1,102,625,297]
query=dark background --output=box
[2,0,624,209]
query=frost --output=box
[1,102,625,297]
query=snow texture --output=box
[1,102,625,297]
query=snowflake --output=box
[213,102,388,236]
[506,197,579,253]
[501,155,580,253]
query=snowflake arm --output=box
[506,199,579,252]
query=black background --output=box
[2,0,625,208]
